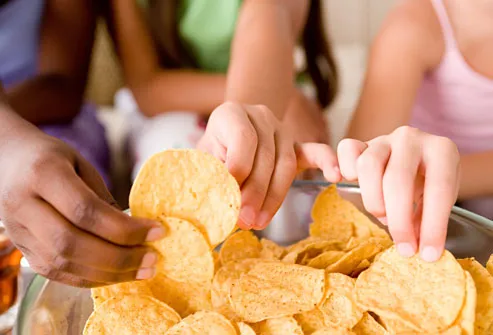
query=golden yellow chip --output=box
[458,258,493,334]
[83,295,180,335]
[456,271,477,335]
[152,217,214,283]
[307,250,345,269]
[149,274,212,317]
[294,308,328,334]
[252,316,304,335]
[319,273,363,330]
[230,262,325,322]
[260,238,285,260]
[213,250,222,274]
[166,311,237,335]
[211,259,263,321]
[282,240,343,265]
[130,149,241,247]
[90,280,153,310]
[349,259,371,278]
[355,246,466,333]
[351,313,388,335]
[487,254,493,277]
[286,237,323,254]
[312,328,356,335]
[326,239,385,275]
[237,322,256,335]
[219,230,261,264]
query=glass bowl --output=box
[14,182,493,335]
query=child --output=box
[0,0,111,187]
[346,0,493,219]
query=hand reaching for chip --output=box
[197,102,342,231]
[337,126,460,262]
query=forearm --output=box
[226,1,296,120]
[131,70,226,117]
[459,151,493,200]
[5,74,83,125]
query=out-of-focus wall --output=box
[323,0,397,143]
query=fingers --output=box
[238,106,277,229]
[356,138,391,219]
[255,133,297,230]
[18,199,155,275]
[75,155,117,207]
[35,161,164,246]
[295,143,341,182]
[419,137,460,262]
[337,139,368,181]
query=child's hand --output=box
[0,128,164,287]
[198,102,341,230]
[337,126,460,262]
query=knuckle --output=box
[51,230,75,257]
[433,136,459,159]
[72,195,97,229]
[356,151,383,172]
[0,185,20,215]
[279,153,298,177]
[392,126,419,141]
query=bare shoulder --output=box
[372,0,444,71]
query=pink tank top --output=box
[410,0,493,155]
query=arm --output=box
[108,0,225,116]
[225,0,309,119]
[346,0,443,141]
[5,0,97,125]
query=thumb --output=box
[295,143,341,182]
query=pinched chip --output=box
[252,316,304,335]
[458,258,493,334]
[166,311,237,335]
[237,322,256,335]
[294,308,328,334]
[260,238,285,260]
[355,247,466,333]
[149,274,212,317]
[230,262,325,322]
[211,259,263,321]
[351,313,388,335]
[130,149,241,247]
[83,295,180,335]
[326,239,386,275]
[487,255,493,277]
[319,273,363,329]
[152,217,214,283]
[307,250,345,269]
[312,328,355,335]
[219,231,261,264]
[90,280,153,310]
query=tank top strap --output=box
[430,0,457,49]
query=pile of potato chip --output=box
[83,149,493,335]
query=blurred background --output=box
[84,0,398,203]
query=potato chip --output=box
[252,316,304,335]
[319,273,363,330]
[260,238,285,260]
[307,250,345,269]
[355,247,466,333]
[130,149,241,247]
[487,254,493,277]
[219,231,261,264]
[211,259,263,321]
[149,274,212,317]
[458,258,493,334]
[350,259,371,278]
[90,280,153,310]
[457,271,477,335]
[166,311,237,335]
[294,308,328,334]
[230,262,325,322]
[351,313,388,335]
[237,322,256,335]
[213,250,222,274]
[312,328,355,335]
[326,239,386,275]
[152,217,214,283]
[283,240,343,265]
[286,237,323,253]
[83,295,180,335]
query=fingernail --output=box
[136,268,155,280]
[397,243,416,258]
[255,211,271,229]
[146,226,165,242]
[141,252,158,268]
[240,206,256,228]
[421,246,440,262]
